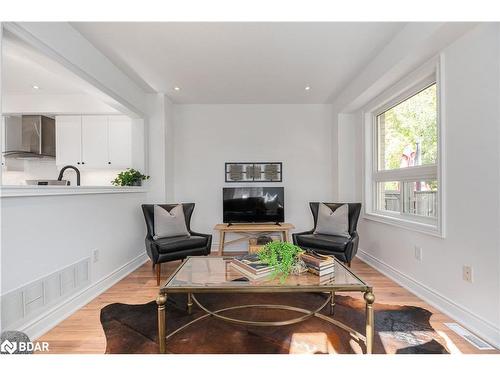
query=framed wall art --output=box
[225,162,282,183]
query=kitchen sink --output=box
[25,179,70,186]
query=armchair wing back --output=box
[141,203,212,285]
[309,202,361,235]
[293,202,362,266]
[142,203,195,239]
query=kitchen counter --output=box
[0,185,148,198]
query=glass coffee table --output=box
[156,256,375,354]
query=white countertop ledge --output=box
[0,185,148,198]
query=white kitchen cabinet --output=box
[55,115,82,166]
[107,116,132,168]
[56,115,133,169]
[82,115,108,168]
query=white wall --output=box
[145,93,168,202]
[337,113,362,202]
[336,24,500,347]
[164,98,175,202]
[173,104,334,249]
[1,192,147,294]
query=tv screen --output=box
[223,187,284,224]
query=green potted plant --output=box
[257,242,304,283]
[111,168,150,186]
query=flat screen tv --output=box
[223,187,284,224]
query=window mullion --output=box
[399,180,403,215]
[373,165,437,182]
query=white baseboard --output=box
[356,248,500,349]
[20,252,149,340]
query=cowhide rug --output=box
[100,293,449,354]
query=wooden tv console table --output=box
[213,223,295,255]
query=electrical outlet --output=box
[463,265,473,283]
[414,246,422,261]
[93,249,99,263]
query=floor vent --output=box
[444,323,495,350]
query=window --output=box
[377,84,437,172]
[365,66,442,235]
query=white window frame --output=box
[363,56,445,237]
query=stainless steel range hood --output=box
[3,115,56,159]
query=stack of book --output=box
[318,273,335,285]
[300,252,335,277]
[231,254,273,279]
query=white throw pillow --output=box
[153,204,190,240]
[314,203,351,238]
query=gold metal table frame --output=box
[156,256,375,354]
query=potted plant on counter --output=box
[111,168,150,186]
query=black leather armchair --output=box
[292,202,361,267]
[142,203,212,285]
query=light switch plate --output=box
[463,265,473,282]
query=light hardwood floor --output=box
[37,255,498,354]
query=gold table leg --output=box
[218,231,225,256]
[187,293,193,314]
[330,291,335,315]
[157,292,167,354]
[364,290,375,354]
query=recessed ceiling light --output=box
[173,86,181,91]
[32,85,40,90]
[304,86,311,91]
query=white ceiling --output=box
[2,30,108,97]
[72,22,406,104]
